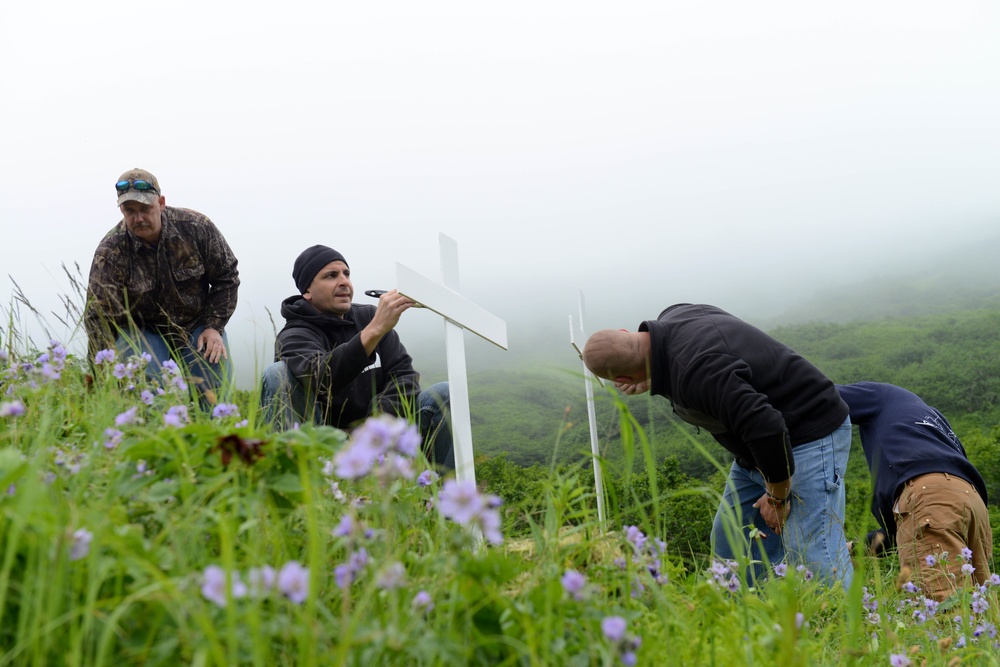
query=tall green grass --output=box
[0,333,998,666]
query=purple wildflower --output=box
[334,439,380,479]
[277,561,309,604]
[562,569,587,600]
[376,453,415,481]
[417,470,439,487]
[961,547,973,561]
[115,406,141,426]
[112,363,129,380]
[962,563,976,577]
[163,405,189,428]
[412,590,434,614]
[212,403,240,419]
[989,573,1000,586]
[437,479,486,525]
[795,564,814,581]
[795,612,805,630]
[923,597,939,616]
[69,528,93,561]
[103,428,123,449]
[334,548,369,589]
[200,565,246,607]
[94,349,115,365]
[862,588,879,613]
[727,574,741,593]
[601,616,627,642]
[140,390,154,405]
[773,563,788,578]
[478,501,504,545]
[902,581,919,594]
[201,566,227,606]
[332,514,360,538]
[624,525,647,553]
[972,592,989,614]
[0,400,25,418]
[925,554,937,567]
[889,654,911,667]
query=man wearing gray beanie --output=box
[261,245,453,470]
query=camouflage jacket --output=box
[84,206,240,357]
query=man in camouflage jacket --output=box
[84,168,240,392]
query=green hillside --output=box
[470,307,1000,494]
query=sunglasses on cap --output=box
[115,179,159,194]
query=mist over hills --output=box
[407,231,1000,382]
[759,232,1000,328]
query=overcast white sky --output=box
[2,1,999,387]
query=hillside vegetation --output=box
[470,307,1000,564]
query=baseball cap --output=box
[116,168,161,206]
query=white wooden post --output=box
[569,290,606,531]
[396,234,508,485]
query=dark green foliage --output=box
[772,309,1000,417]
[473,307,1000,569]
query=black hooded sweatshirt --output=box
[641,303,849,483]
[274,294,421,428]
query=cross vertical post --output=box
[570,290,606,531]
[439,235,476,484]
[395,234,508,485]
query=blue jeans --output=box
[711,418,853,588]
[260,360,455,470]
[115,326,232,392]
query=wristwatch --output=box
[765,493,789,508]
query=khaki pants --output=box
[894,472,993,600]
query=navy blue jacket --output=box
[837,382,988,541]
[641,304,849,482]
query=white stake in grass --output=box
[569,290,605,531]
[396,234,508,485]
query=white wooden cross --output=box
[569,290,606,531]
[396,233,508,484]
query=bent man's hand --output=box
[614,380,650,395]
[197,327,228,364]
[753,493,791,534]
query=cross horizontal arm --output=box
[396,263,508,350]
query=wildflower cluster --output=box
[51,443,88,476]
[707,559,742,593]
[623,525,668,587]
[334,414,422,482]
[332,512,376,589]
[69,528,93,561]
[201,561,309,607]
[601,616,642,666]
[2,340,68,390]
[561,569,589,601]
[212,403,248,428]
[869,549,1000,653]
[0,399,25,418]
[437,478,503,545]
